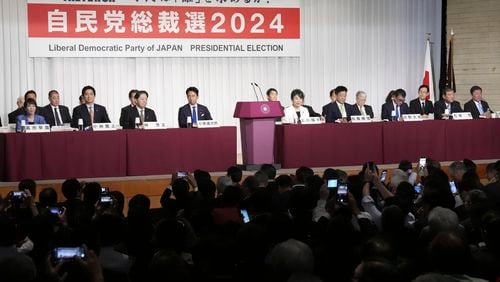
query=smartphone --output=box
[337,183,348,204]
[449,181,457,194]
[12,191,25,199]
[418,157,427,170]
[52,247,86,262]
[100,195,113,204]
[380,170,387,182]
[240,209,250,223]
[414,183,423,194]
[49,207,63,215]
[176,171,188,178]
[327,179,338,189]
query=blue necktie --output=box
[395,105,400,119]
[192,107,197,124]
[477,102,484,114]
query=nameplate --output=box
[350,115,372,123]
[92,123,117,131]
[300,117,321,124]
[197,120,220,128]
[50,125,74,132]
[402,114,423,122]
[494,111,500,119]
[452,112,473,120]
[25,124,51,133]
[143,122,168,130]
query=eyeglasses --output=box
[27,105,36,108]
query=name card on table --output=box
[402,114,423,122]
[300,117,321,124]
[143,122,168,130]
[452,112,473,120]
[25,124,51,133]
[197,120,220,128]
[51,125,75,132]
[350,115,372,123]
[494,111,500,118]
[92,123,117,131]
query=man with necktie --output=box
[42,90,72,126]
[409,84,434,116]
[71,85,111,128]
[381,88,410,121]
[122,90,157,129]
[322,86,354,123]
[351,91,375,118]
[463,85,492,119]
[178,86,213,128]
[434,88,463,120]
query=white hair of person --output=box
[266,239,314,279]
[428,207,459,233]
[355,91,367,98]
[390,169,409,188]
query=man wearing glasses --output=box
[381,88,410,121]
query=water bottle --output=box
[78,118,84,131]
[135,117,141,129]
[187,116,192,128]
[391,110,396,121]
[21,119,26,133]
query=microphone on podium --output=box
[251,83,260,101]
[253,83,266,101]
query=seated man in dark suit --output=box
[351,91,374,118]
[42,90,72,126]
[71,85,111,128]
[122,90,157,129]
[119,89,138,127]
[322,86,354,122]
[434,88,463,120]
[463,85,492,119]
[409,84,434,116]
[8,90,44,124]
[178,86,212,128]
[380,88,410,121]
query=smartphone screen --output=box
[414,183,423,194]
[177,171,188,178]
[419,157,426,169]
[240,209,250,223]
[380,170,387,182]
[53,247,86,261]
[327,179,338,189]
[100,196,113,203]
[49,207,61,215]
[449,181,457,194]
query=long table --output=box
[275,119,500,168]
[0,127,237,182]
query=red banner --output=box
[28,4,300,39]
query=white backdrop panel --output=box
[0,0,442,153]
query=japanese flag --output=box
[422,40,434,102]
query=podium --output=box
[233,101,284,170]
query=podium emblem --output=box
[260,103,270,114]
